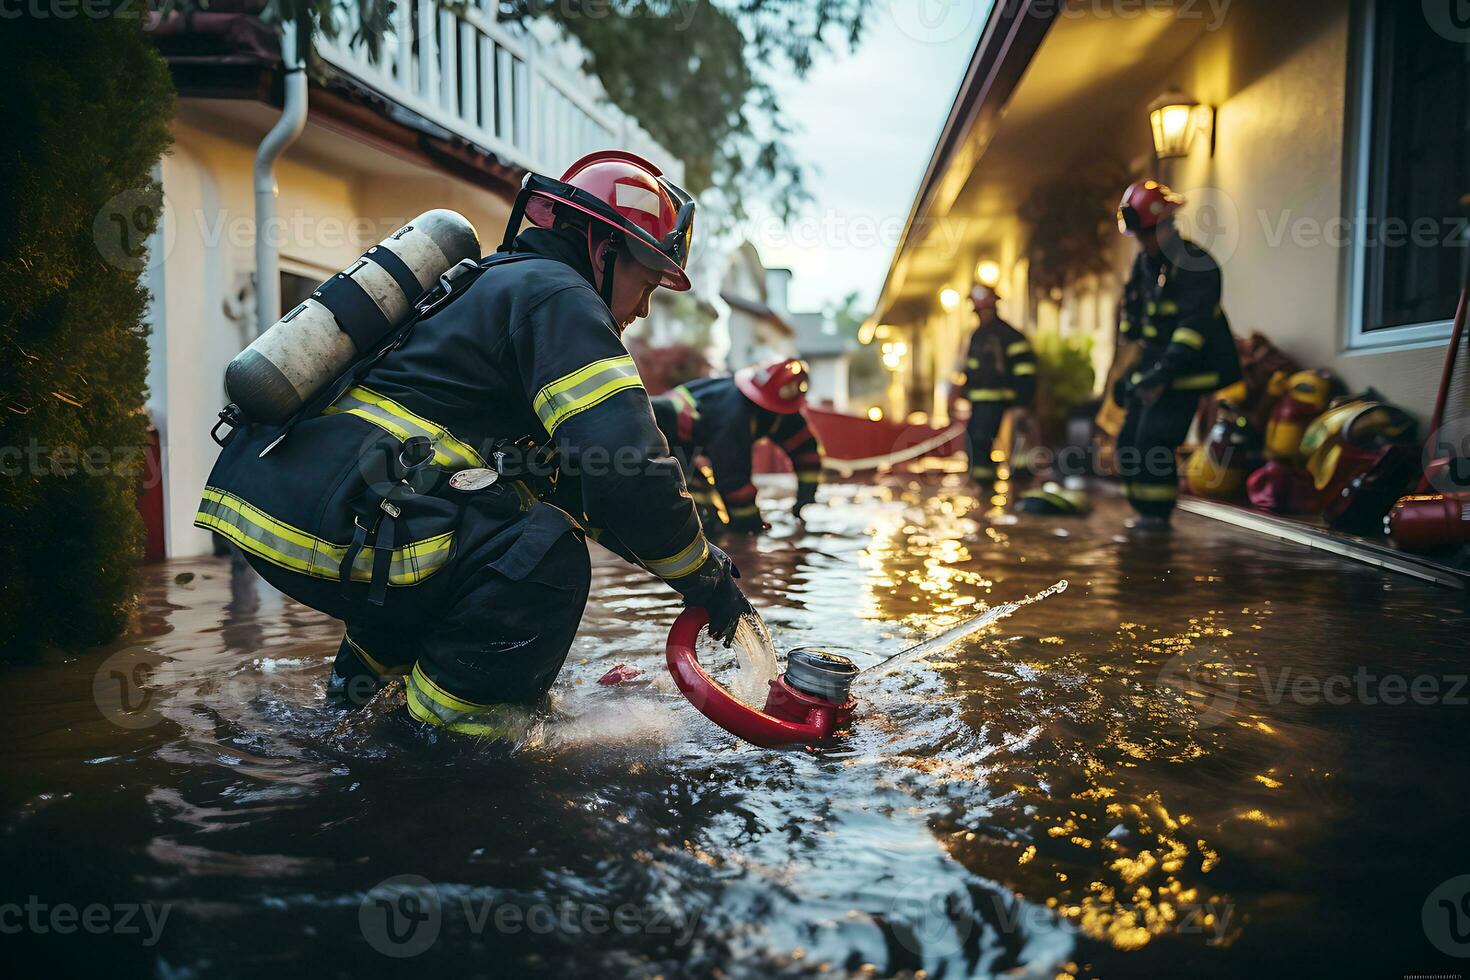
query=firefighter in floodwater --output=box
[1112,179,1243,528]
[651,359,825,533]
[950,284,1037,485]
[194,150,753,735]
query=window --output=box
[1352,0,1470,343]
[280,271,320,315]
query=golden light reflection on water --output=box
[854,486,1263,954]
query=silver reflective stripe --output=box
[325,386,487,470]
[642,533,709,580]
[195,488,453,586]
[533,356,644,434]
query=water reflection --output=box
[1,475,1467,977]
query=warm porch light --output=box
[881,340,908,371]
[1149,90,1210,159]
[975,260,1000,286]
[867,406,884,421]
[939,288,961,311]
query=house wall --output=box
[1157,0,1446,416]
[149,118,514,557]
[910,0,1449,429]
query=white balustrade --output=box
[315,0,681,181]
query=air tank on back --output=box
[226,209,481,425]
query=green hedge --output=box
[0,14,174,658]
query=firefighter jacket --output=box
[962,316,1036,405]
[654,376,823,523]
[195,227,720,601]
[1119,239,1242,393]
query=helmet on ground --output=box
[501,149,695,291]
[1118,180,1185,236]
[1187,412,1259,500]
[734,359,810,414]
[971,284,1000,311]
[1018,482,1090,516]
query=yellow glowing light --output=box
[1149,90,1207,158]
[939,288,961,311]
[867,407,884,422]
[975,260,1001,286]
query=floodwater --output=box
[3,475,1469,978]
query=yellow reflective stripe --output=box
[1173,372,1221,390]
[643,532,709,580]
[796,471,822,484]
[673,385,698,414]
[323,386,487,470]
[1126,482,1179,501]
[1158,301,1180,315]
[1011,363,1036,376]
[965,358,980,369]
[533,356,643,434]
[968,388,1016,401]
[405,666,522,736]
[1119,320,1133,334]
[1006,341,1031,357]
[971,464,997,478]
[195,487,453,586]
[728,504,759,518]
[1142,325,1159,338]
[1171,327,1205,349]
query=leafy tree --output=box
[0,15,174,658]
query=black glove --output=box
[1112,375,1134,406]
[682,543,753,646]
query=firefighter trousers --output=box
[241,495,592,732]
[965,402,1008,482]
[1116,390,1201,517]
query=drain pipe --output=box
[253,20,308,335]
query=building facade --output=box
[143,5,684,557]
[869,0,1468,428]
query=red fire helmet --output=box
[502,149,695,291]
[1117,179,1186,236]
[734,358,810,414]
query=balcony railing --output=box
[316,0,680,181]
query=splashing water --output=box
[864,579,1069,676]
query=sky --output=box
[744,1,991,315]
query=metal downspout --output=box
[253,20,308,335]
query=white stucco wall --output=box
[149,118,516,557]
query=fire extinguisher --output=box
[1385,494,1470,554]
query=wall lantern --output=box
[939,288,961,311]
[1149,90,1213,159]
[974,260,1001,287]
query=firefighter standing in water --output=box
[195,151,752,735]
[651,359,824,533]
[951,284,1036,484]
[1113,179,1242,528]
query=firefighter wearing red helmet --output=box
[194,150,752,735]
[652,359,825,532]
[1112,179,1242,528]
[947,284,1037,484]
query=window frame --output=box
[1343,0,1462,353]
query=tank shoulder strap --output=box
[248,252,536,457]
